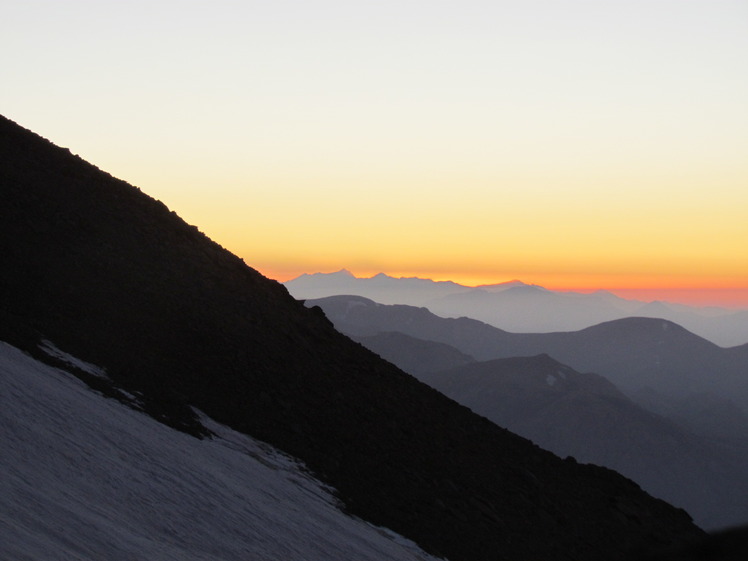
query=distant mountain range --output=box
[308,295,748,438]
[286,270,748,347]
[308,295,748,529]
[1,114,707,559]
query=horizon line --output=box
[261,268,748,311]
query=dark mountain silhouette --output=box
[308,296,748,529]
[0,114,704,560]
[308,296,748,425]
[497,318,748,401]
[417,355,748,529]
[639,525,748,561]
[287,271,748,347]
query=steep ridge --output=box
[0,114,702,561]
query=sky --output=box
[3,1,748,307]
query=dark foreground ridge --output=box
[0,114,703,561]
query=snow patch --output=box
[343,299,372,318]
[0,341,441,561]
[546,374,557,387]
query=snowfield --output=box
[0,341,442,561]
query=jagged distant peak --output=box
[303,268,355,278]
[290,270,533,290]
[475,279,531,289]
[334,268,355,277]
[286,269,357,285]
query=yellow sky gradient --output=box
[3,1,748,307]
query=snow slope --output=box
[0,341,441,561]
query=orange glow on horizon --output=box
[252,263,748,310]
[5,2,747,314]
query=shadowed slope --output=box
[0,114,703,561]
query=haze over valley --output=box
[287,270,748,347]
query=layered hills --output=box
[0,113,705,560]
[308,295,748,529]
[307,296,748,424]
[422,355,748,529]
[286,270,748,347]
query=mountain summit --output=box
[0,114,703,560]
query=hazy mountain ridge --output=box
[287,271,748,347]
[1,114,705,560]
[307,296,748,528]
[288,269,473,305]
[418,355,748,530]
[308,296,748,417]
